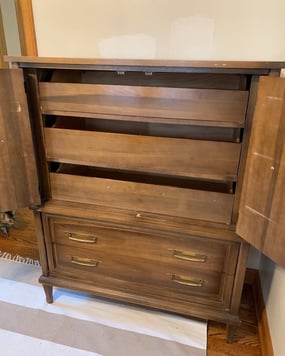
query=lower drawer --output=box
[51,243,234,307]
[47,216,239,274]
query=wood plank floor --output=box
[1,208,262,355]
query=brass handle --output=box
[70,256,99,267]
[171,274,204,287]
[64,231,98,244]
[170,249,207,263]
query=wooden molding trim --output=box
[245,268,274,356]
[15,0,37,56]
[0,6,8,67]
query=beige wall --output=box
[259,258,285,356]
[32,0,285,60]
[0,0,21,55]
[31,1,285,354]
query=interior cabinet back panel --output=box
[80,71,247,90]
[44,128,241,181]
[39,82,248,127]
[54,118,240,142]
[50,172,234,224]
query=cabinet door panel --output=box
[236,76,285,267]
[0,69,40,211]
[262,137,285,266]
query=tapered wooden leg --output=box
[43,284,53,303]
[226,324,236,343]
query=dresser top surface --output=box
[5,56,285,74]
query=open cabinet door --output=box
[0,68,40,212]
[236,76,285,268]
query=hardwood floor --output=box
[0,208,262,355]
[207,283,261,355]
[0,208,39,261]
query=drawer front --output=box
[52,243,233,301]
[40,82,248,127]
[50,172,234,224]
[48,217,239,275]
[45,128,241,181]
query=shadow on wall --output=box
[259,255,275,304]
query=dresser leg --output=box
[226,324,236,343]
[43,285,53,303]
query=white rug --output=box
[0,255,207,356]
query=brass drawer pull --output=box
[70,256,99,267]
[171,274,204,287]
[64,231,98,244]
[170,249,207,263]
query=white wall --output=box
[259,257,285,356]
[32,0,285,60]
[30,1,285,354]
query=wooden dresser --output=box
[1,57,285,342]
